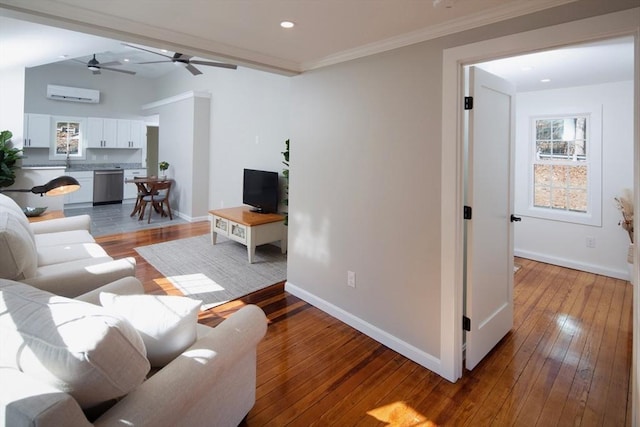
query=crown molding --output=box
[301,0,578,71]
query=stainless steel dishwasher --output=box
[93,169,124,205]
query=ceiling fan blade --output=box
[185,63,202,76]
[137,60,172,64]
[102,66,136,75]
[71,58,86,64]
[189,60,237,70]
[122,43,173,59]
[100,61,122,67]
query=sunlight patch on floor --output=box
[367,401,437,426]
[166,273,225,296]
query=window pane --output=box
[568,165,587,188]
[534,164,551,186]
[536,140,552,157]
[551,188,567,209]
[568,189,587,212]
[552,165,568,185]
[55,121,81,156]
[552,119,564,140]
[536,120,551,139]
[534,186,551,208]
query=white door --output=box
[465,66,516,370]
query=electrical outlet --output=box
[347,271,356,288]
[586,236,596,248]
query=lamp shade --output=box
[0,176,81,196]
[30,176,81,196]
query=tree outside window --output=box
[55,120,82,157]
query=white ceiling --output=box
[0,0,634,89]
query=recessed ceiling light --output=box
[123,58,130,62]
[59,55,69,59]
[280,21,295,29]
[540,78,551,83]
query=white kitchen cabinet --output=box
[123,168,147,199]
[117,119,145,149]
[87,118,118,148]
[64,171,94,204]
[23,114,51,147]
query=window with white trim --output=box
[527,111,602,226]
[49,117,86,161]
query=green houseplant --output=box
[282,139,289,225]
[0,130,23,188]
[159,161,170,177]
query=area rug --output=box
[135,234,286,310]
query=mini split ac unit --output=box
[46,85,100,103]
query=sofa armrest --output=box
[94,305,268,427]
[0,368,92,427]
[30,215,91,234]
[74,276,145,305]
[20,257,136,298]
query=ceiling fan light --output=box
[280,21,295,29]
[87,65,100,71]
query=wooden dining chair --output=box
[138,179,173,223]
[130,177,156,217]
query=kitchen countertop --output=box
[21,163,144,171]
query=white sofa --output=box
[0,193,136,297]
[0,277,268,426]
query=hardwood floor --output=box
[97,223,633,426]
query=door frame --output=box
[439,9,640,386]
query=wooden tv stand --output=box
[208,206,287,263]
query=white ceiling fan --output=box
[123,43,237,76]
[72,54,136,75]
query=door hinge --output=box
[464,96,473,110]
[464,205,472,220]
[463,316,471,331]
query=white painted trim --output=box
[442,8,640,384]
[285,281,444,377]
[302,0,577,71]
[515,249,630,281]
[142,91,211,110]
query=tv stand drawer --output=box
[209,206,287,263]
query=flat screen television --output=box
[243,168,279,213]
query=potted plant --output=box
[0,130,23,189]
[159,161,170,178]
[281,139,289,225]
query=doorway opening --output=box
[439,11,639,383]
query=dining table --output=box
[124,176,171,219]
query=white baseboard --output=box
[515,249,630,280]
[284,281,444,377]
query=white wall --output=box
[0,67,25,144]
[22,62,156,166]
[287,2,639,380]
[288,42,444,362]
[151,67,291,212]
[514,81,634,279]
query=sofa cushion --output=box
[34,229,95,247]
[100,292,202,367]
[0,280,150,409]
[0,211,38,280]
[37,242,109,266]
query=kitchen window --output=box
[527,111,602,226]
[51,117,86,160]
